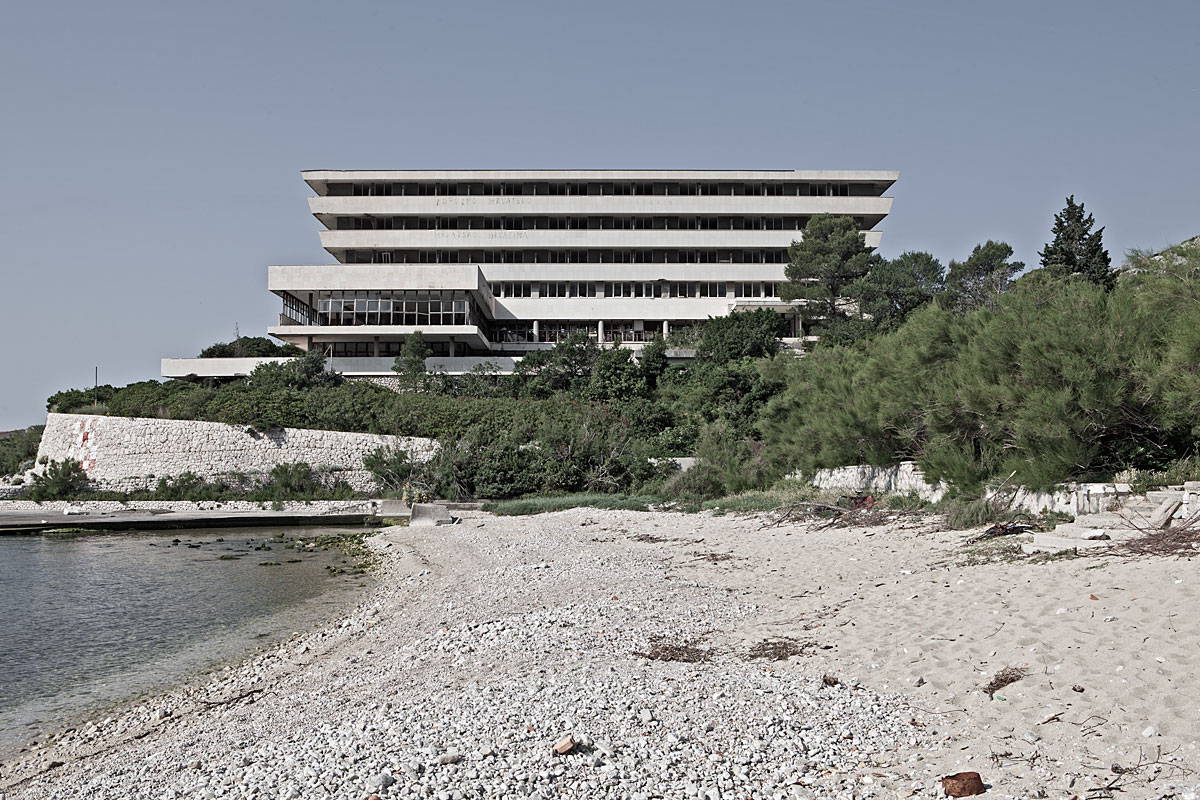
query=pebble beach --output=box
[2,508,1198,799]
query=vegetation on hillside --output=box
[199,336,303,358]
[38,205,1200,502]
[0,425,43,477]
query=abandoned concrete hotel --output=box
[162,170,897,379]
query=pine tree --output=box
[782,214,881,340]
[944,241,1024,312]
[1040,195,1113,289]
[393,331,431,391]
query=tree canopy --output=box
[1040,195,1113,289]
[848,250,945,334]
[199,336,302,358]
[944,241,1024,312]
[393,331,432,390]
[782,214,881,339]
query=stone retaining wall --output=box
[0,499,384,514]
[807,461,1132,515]
[809,462,949,503]
[30,413,437,494]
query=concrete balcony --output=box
[318,228,883,252]
[492,297,738,322]
[475,263,787,282]
[308,194,894,224]
[161,357,293,379]
[266,324,490,350]
[268,264,490,294]
[161,355,523,379]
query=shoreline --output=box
[2,509,1198,799]
[0,527,378,764]
[0,499,392,535]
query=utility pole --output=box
[94,366,98,407]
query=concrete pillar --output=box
[662,320,670,337]
[532,321,540,342]
[597,320,605,341]
[372,336,380,357]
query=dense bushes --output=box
[760,245,1200,491]
[0,425,43,476]
[27,459,89,500]
[199,336,302,358]
[423,402,669,500]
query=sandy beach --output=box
[1,508,1197,799]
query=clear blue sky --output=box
[1,1,1197,429]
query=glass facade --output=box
[310,290,476,327]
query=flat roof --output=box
[303,169,899,184]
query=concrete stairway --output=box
[1021,484,1197,554]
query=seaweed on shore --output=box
[633,635,714,663]
[747,637,814,661]
[980,665,1029,698]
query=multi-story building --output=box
[163,169,896,379]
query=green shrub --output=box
[939,497,1003,530]
[199,336,302,358]
[362,445,414,494]
[248,462,349,502]
[28,459,89,500]
[695,309,788,363]
[660,463,727,502]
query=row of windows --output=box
[327,181,878,198]
[490,282,779,299]
[307,290,476,327]
[283,293,315,324]
[328,341,455,357]
[488,320,697,344]
[334,216,833,231]
[345,249,790,265]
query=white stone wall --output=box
[806,461,1133,515]
[32,413,436,494]
[808,462,950,503]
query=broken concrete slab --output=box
[409,503,455,527]
[1148,498,1182,530]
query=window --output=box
[281,294,315,325]
[498,282,532,298]
[699,282,726,298]
[605,282,657,298]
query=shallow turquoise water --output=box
[0,527,366,754]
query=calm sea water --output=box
[0,527,368,754]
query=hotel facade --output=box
[163,169,896,379]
